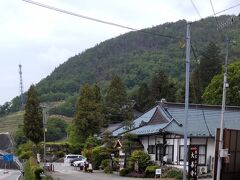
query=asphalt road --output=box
[51,163,173,180]
[0,169,21,180]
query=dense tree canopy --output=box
[203,61,240,105]
[46,117,68,142]
[23,85,43,145]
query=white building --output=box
[112,101,240,174]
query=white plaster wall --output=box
[206,138,215,170]
[140,136,148,152]
[179,138,190,145]
[173,138,179,164]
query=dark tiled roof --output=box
[112,102,240,137]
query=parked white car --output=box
[64,154,82,164]
[73,157,87,167]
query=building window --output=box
[148,145,155,154]
[165,145,174,163]
[179,145,188,161]
[198,145,206,165]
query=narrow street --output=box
[51,163,174,180]
[0,169,21,180]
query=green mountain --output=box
[1,15,239,118]
[36,15,240,102]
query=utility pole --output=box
[183,22,191,180]
[41,104,47,169]
[216,36,229,180]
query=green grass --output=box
[0,111,24,133]
[0,110,73,134]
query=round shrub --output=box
[119,168,131,176]
[130,150,150,172]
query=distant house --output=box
[112,100,240,174]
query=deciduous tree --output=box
[203,61,240,105]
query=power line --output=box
[22,0,180,40]
[190,0,202,19]
[209,0,222,30]
[215,2,240,15]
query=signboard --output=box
[155,168,161,178]
[3,154,13,162]
[155,169,161,175]
[188,146,198,180]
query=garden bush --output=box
[130,150,150,172]
[104,165,113,174]
[145,165,160,178]
[92,146,110,169]
[162,168,183,180]
[119,167,131,176]
[101,159,110,169]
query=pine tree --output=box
[105,75,132,123]
[73,84,104,143]
[151,71,176,102]
[192,42,222,103]
[136,83,154,112]
[23,85,43,145]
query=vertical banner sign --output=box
[188,146,198,180]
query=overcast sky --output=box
[0,0,239,105]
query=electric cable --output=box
[190,0,202,19]
[22,0,181,40]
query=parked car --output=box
[70,157,85,166]
[73,157,87,167]
[64,154,82,164]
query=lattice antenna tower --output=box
[19,64,24,108]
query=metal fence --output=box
[214,128,240,180]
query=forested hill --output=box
[36,15,240,102]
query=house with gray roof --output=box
[112,100,240,174]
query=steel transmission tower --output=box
[19,64,24,108]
